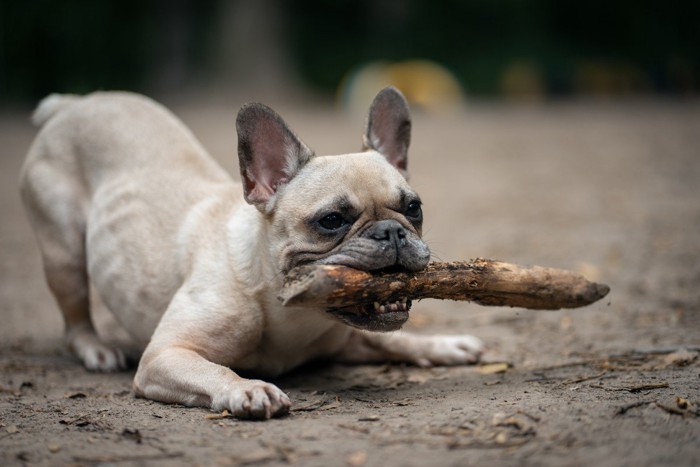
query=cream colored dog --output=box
[20,87,483,419]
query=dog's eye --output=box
[318,212,347,231]
[405,201,422,220]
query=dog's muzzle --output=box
[311,219,430,331]
[317,219,429,272]
[325,220,423,331]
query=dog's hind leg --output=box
[335,330,484,368]
[20,141,127,372]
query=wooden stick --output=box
[279,259,610,311]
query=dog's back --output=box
[19,92,236,368]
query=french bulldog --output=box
[20,87,484,419]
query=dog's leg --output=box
[20,165,126,371]
[132,286,291,419]
[133,346,291,419]
[336,331,484,367]
[46,259,127,372]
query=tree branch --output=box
[279,259,610,311]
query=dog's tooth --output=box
[379,305,386,313]
[374,302,380,311]
[401,297,408,305]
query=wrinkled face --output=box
[237,86,423,332]
[270,151,431,331]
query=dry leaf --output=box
[663,349,698,367]
[676,397,690,410]
[206,409,232,420]
[479,363,510,375]
[406,374,428,384]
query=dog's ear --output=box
[237,103,314,211]
[363,87,412,177]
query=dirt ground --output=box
[1,96,699,467]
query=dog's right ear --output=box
[237,103,314,212]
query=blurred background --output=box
[1,0,698,108]
[1,4,699,463]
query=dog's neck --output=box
[225,202,280,293]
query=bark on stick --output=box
[279,259,610,311]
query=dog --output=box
[20,87,484,419]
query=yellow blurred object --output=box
[338,60,465,114]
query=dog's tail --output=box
[31,93,80,127]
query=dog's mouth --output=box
[326,297,412,332]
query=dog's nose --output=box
[365,220,407,247]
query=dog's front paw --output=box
[212,380,291,420]
[411,334,485,368]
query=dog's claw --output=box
[216,380,290,420]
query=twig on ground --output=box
[564,370,609,385]
[592,382,669,393]
[615,400,655,416]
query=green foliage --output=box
[1,0,698,101]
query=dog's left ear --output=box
[237,103,314,212]
[363,87,412,178]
